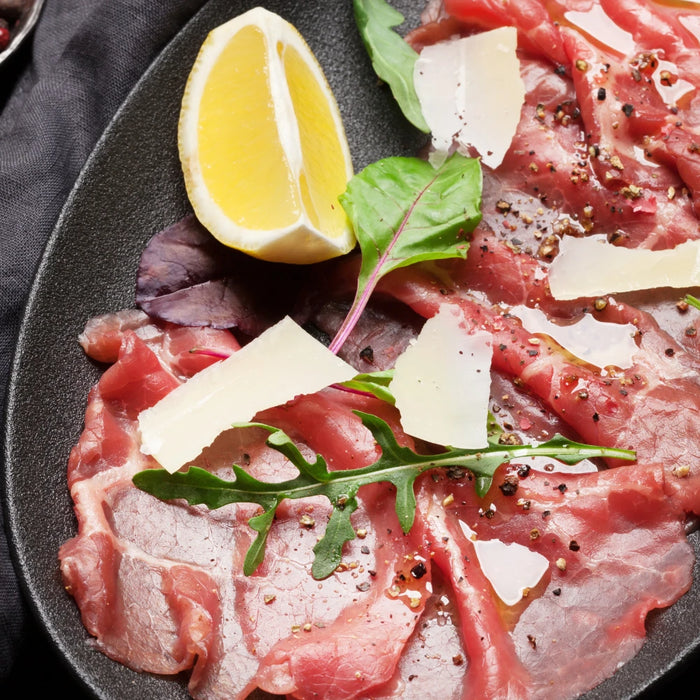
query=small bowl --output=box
[0,0,45,67]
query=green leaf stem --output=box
[684,294,700,311]
[329,153,482,352]
[134,413,635,580]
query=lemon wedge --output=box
[178,7,356,264]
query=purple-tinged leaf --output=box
[135,214,306,337]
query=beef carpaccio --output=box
[59,1,700,698]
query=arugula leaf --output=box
[354,0,429,132]
[133,413,635,580]
[685,294,700,311]
[329,153,482,352]
[312,495,359,579]
[245,508,277,575]
[338,369,396,403]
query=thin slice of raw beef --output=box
[61,1,700,697]
[61,315,439,699]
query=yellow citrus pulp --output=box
[178,7,356,264]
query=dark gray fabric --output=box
[0,2,695,698]
[0,0,207,690]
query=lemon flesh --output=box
[198,26,298,231]
[179,8,355,264]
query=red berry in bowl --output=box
[0,23,10,52]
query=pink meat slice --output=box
[380,256,700,515]
[78,308,241,374]
[61,297,700,700]
[366,570,466,699]
[505,465,693,698]
[420,0,700,249]
[415,461,693,699]
[441,0,568,65]
[415,489,534,700]
[558,28,700,242]
[61,315,434,699]
[62,318,253,684]
[249,395,429,699]
[60,3,700,697]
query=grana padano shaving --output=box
[510,304,638,370]
[413,26,525,170]
[138,316,357,473]
[548,234,700,300]
[459,520,549,606]
[390,304,492,448]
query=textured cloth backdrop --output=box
[1,2,695,699]
[0,0,208,692]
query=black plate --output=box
[3,0,699,698]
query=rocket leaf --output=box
[133,413,635,580]
[685,294,700,311]
[337,369,396,403]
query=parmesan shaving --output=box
[510,304,638,369]
[512,455,598,475]
[390,304,491,448]
[414,26,524,169]
[548,235,700,300]
[138,316,357,473]
[459,521,549,606]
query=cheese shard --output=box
[138,316,357,473]
[549,235,700,300]
[459,521,549,606]
[474,538,550,606]
[510,304,638,370]
[414,26,524,169]
[390,304,492,448]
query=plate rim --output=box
[3,0,700,697]
[1,0,241,695]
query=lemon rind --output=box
[178,7,355,265]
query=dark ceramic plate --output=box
[3,0,699,698]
